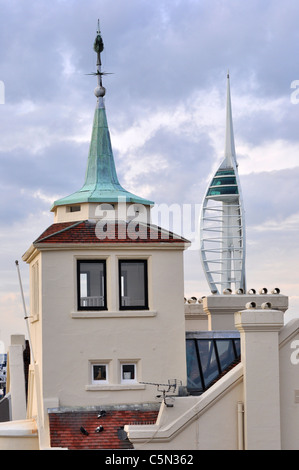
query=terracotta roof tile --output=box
[49,408,159,450]
[34,220,189,245]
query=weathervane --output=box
[86,19,113,103]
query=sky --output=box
[1,0,299,349]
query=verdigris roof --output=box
[52,27,154,210]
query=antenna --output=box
[140,379,182,407]
[15,260,44,447]
[15,260,35,364]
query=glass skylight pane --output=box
[186,340,203,392]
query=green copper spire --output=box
[52,22,154,209]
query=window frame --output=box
[91,363,109,385]
[118,259,148,310]
[31,260,40,321]
[77,259,107,311]
[120,363,137,384]
[67,205,81,212]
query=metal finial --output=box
[94,20,104,55]
[84,21,113,104]
[93,21,105,103]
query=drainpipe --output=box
[237,401,244,450]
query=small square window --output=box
[121,363,136,383]
[119,260,148,310]
[92,364,108,384]
[67,205,81,212]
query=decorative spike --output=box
[224,73,236,167]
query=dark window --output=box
[197,340,219,387]
[215,169,235,176]
[77,260,107,310]
[68,205,81,212]
[119,260,148,310]
[186,339,203,393]
[92,364,108,383]
[207,186,238,196]
[186,336,241,395]
[121,364,136,382]
[210,176,237,186]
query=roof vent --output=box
[223,288,232,294]
[259,288,268,294]
[271,288,280,294]
[235,288,244,294]
[261,302,272,309]
[246,301,256,309]
[247,289,256,294]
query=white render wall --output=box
[126,310,299,450]
[53,201,152,224]
[235,308,283,449]
[279,319,299,450]
[26,245,187,409]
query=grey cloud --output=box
[1,0,299,345]
[241,168,299,226]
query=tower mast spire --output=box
[224,72,236,168]
[199,73,246,294]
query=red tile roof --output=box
[34,220,189,245]
[49,407,159,450]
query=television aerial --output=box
[140,379,183,407]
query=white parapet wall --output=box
[125,363,244,450]
[126,301,299,450]
[184,291,288,332]
[7,335,27,422]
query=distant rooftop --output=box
[33,220,190,246]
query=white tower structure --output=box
[200,74,246,294]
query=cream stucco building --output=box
[0,26,298,451]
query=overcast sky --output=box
[0,0,299,349]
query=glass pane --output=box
[234,339,241,358]
[79,261,105,308]
[122,364,135,381]
[197,340,220,387]
[186,340,203,392]
[211,177,237,186]
[80,273,88,297]
[208,186,238,196]
[93,365,107,381]
[215,170,235,176]
[216,340,236,371]
[120,261,147,308]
